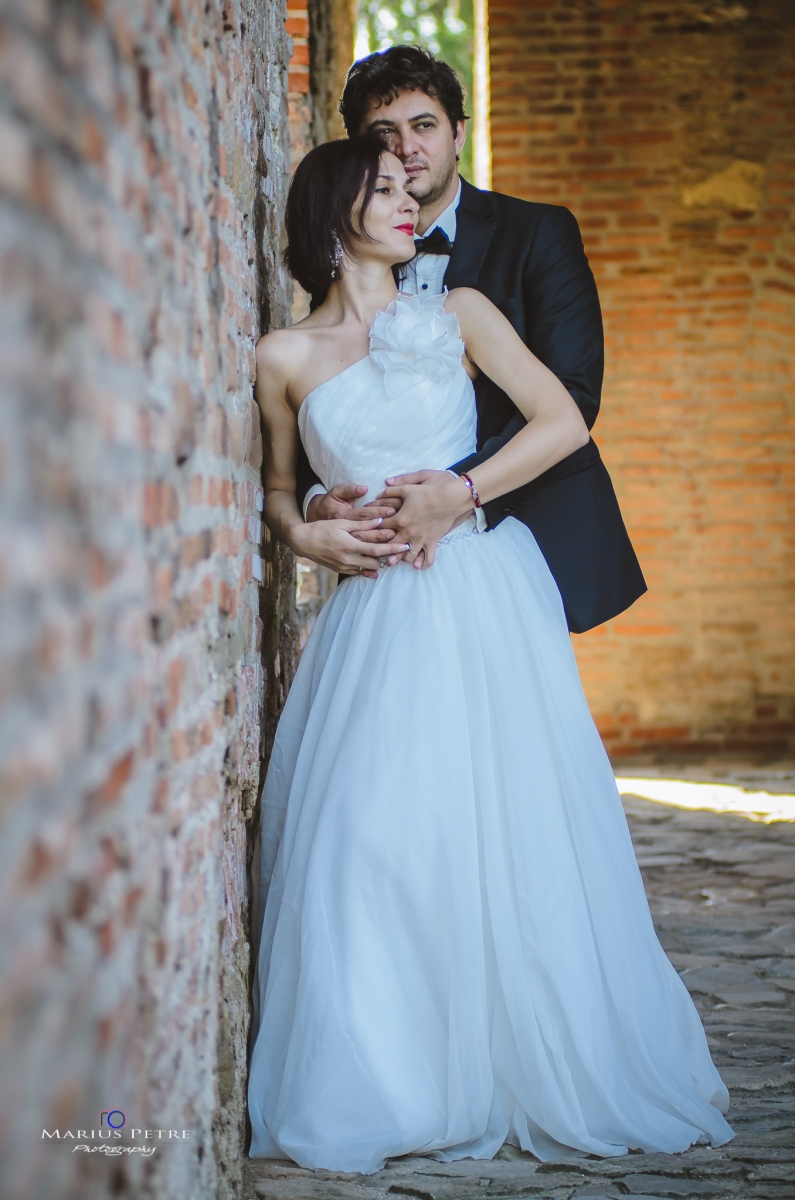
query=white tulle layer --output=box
[248,517,732,1173]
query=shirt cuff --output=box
[446,470,488,531]
[302,483,326,522]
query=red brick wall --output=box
[489,0,795,758]
[287,0,314,168]
[286,0,353,158]
[0,3,296,1198]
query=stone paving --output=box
[244,764,795,1200]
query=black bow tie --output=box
[414,227,453,256]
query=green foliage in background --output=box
[354,0,474,182]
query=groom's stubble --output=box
[405,153,458,217]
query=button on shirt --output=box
[303,178,485,530]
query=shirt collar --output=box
[419,178,461,244]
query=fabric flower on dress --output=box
[369,289,465,400]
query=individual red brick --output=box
[219,579,237,617]
[288,69,310,94]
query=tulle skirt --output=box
[247,516,732,1173]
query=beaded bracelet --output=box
[459,471,482,509]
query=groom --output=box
[296,45,646,633]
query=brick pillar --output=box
[0,2,296,1198]
[287,0,314,168]
[287,0,352,155]
[488,0,795,758]
[307,0,357,141]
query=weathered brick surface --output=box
[488,0,795,757]
[0,2,296,1198]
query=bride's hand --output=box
[293,516,410,579]
[376,470,474,570]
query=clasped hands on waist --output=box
[303,470,475,579]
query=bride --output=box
[247,132,732,1173]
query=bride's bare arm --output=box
[447,287,590,501]
[255,332,408,576]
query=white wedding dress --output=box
[247,292,732,1173]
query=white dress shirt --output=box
[401,179,461,298]
[303,177,485,531]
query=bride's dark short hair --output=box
[285,133,395,306]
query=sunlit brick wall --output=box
[488,0,795,758]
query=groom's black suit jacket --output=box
[297,178,647,633]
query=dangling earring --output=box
[330,232,344,279]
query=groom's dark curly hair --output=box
[340,45,468,137]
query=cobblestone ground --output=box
[244,763,795,1200]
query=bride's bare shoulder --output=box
[256,324,308,372]
[445,287,513,340]
[444,286,491,316]
[444,287,497,332]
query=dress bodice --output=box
[297,291,477,507]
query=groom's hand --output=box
[376,470,474,569]
[306,483,399,531]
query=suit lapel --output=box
[444,178,497,290]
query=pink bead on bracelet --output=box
[458,471,482,509]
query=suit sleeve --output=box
[451,205,604,482]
